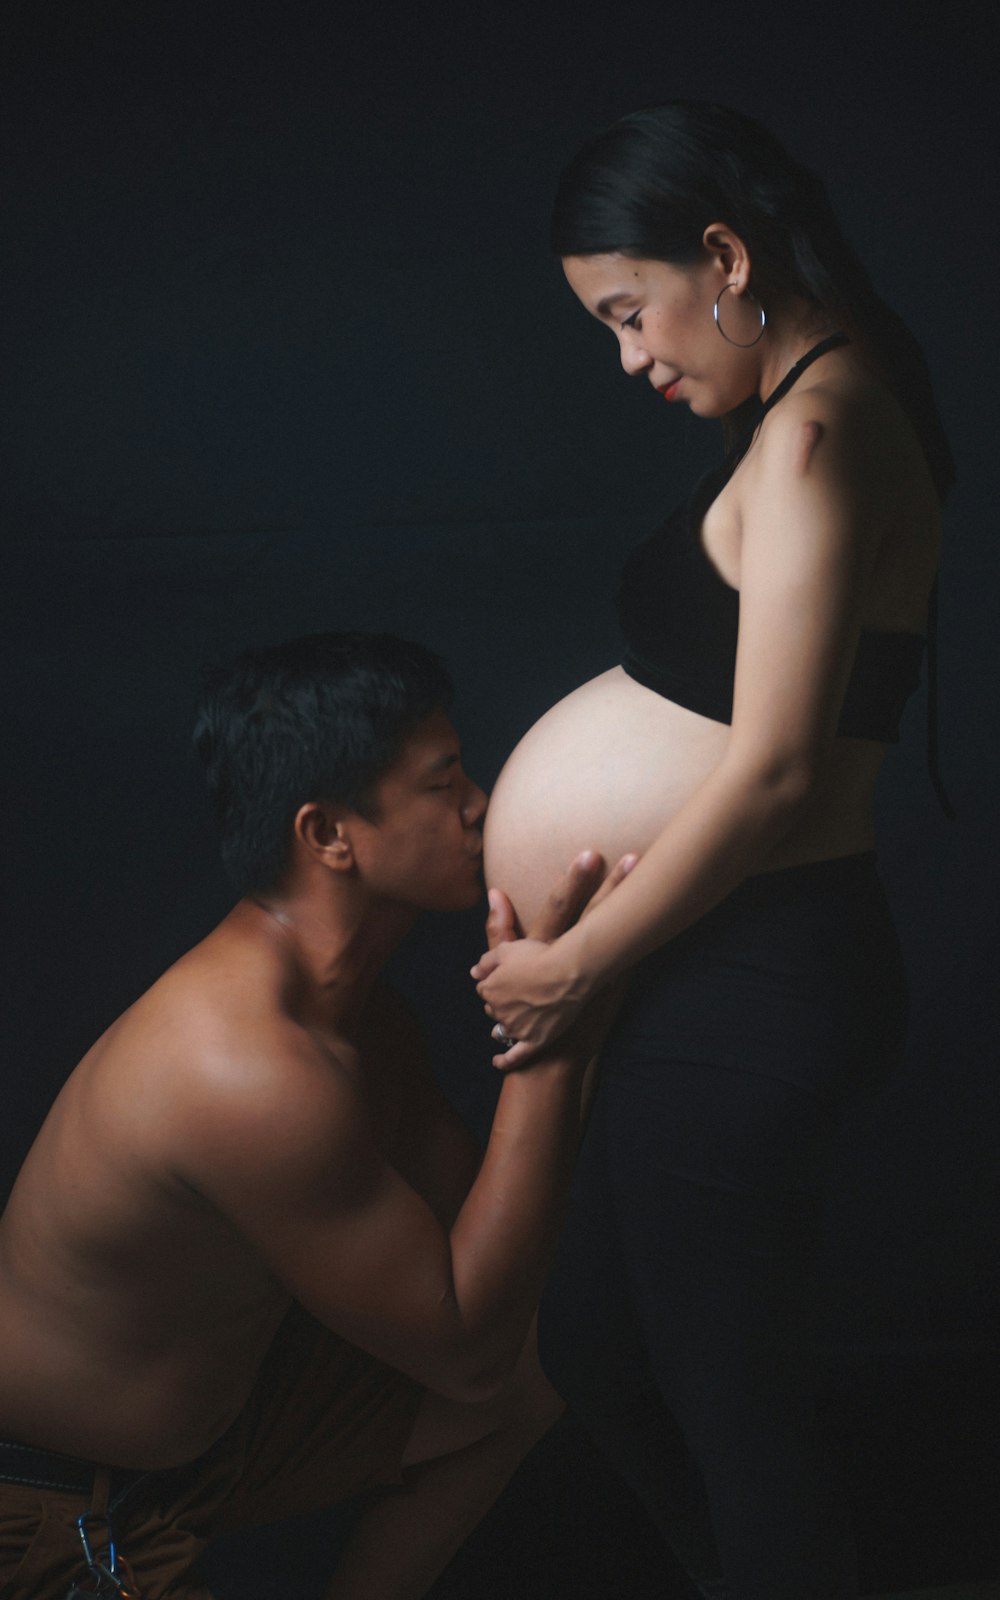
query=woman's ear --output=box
[293,801,355,873]
[702,222,752,290]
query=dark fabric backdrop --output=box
[2,1,997,1592]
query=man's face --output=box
[349,710,487,913]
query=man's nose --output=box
[464,782,488,827]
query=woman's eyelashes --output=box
[621,308,643,331]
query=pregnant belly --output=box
[483,666,730,930]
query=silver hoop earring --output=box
[714,282,766,347]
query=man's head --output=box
[194,632,482,906]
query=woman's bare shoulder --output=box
[741,361,940,628]
[752,363,938,531]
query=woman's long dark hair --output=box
[553,102,954,499]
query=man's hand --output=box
[484,849,596,952]
[474,851,637,1070]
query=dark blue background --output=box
[2,1,996,1593]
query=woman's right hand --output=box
[478,851,637,1069]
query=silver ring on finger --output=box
[491,1022,517,1049]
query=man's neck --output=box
[235,887,415,1037]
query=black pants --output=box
[540,854,908,1600]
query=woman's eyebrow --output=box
[596,290,637,316]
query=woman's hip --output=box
[602,851,908,1103]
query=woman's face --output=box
[561,251,760,417]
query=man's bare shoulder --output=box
[80,915,370,1187]
[169,1015,366,1196]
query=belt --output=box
[0,1439,148,1507]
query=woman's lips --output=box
[658,378,682,401]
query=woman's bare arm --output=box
[472,395,887,1064]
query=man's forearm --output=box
[443,1053,585,1396]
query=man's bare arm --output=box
[361,982,482,1228]
[173,854,630,1403]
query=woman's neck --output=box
[755,301,843,400]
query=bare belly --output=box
[484,667,880,930]
[0,1270,288,1468]
[0,1152,291,1469]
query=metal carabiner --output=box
[73,1511,144,1595]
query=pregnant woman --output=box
[473,103,952,1600]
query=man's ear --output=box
[701,222,752,290]
[293,801,356,873]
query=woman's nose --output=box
[619,333,652,376]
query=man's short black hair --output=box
[194,631,454,895]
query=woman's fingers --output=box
[475,850,626,980]
[470,947,500,981]
[471,856,641,1068]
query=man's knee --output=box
[399,1325,562,1471]
[503,1325,564,1438]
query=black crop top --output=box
[618,333,925,743]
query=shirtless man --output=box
[0,631,630,1600]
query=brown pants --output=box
[0,1307,423,1599]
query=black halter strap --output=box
[759,330,850,416]
[727,331,850,471]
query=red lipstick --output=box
[658,379,682,402]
